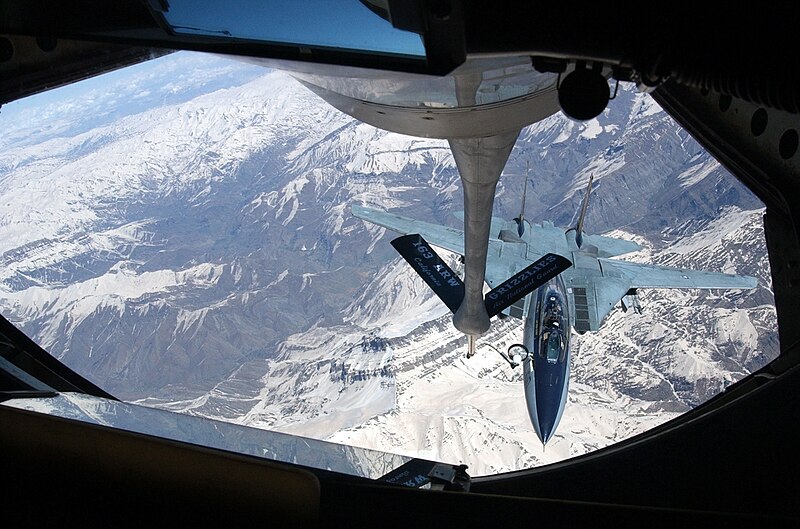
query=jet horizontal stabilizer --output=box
[485,253,572,317]
[391,234,465,313]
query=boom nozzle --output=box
[466,335,477,358]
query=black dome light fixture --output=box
[557,62,610,121]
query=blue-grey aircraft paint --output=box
[522,276,571,445]
[352,189,756,445]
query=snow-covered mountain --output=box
[0,52,776,476]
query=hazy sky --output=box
[0,52,266,150]
[162,0,424,56]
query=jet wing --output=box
[355,204,555,317]
[598,258,758,290]
[583,234,641,258]
[354,204,496,257]
[568,274,631,333]
[571,259,757,334]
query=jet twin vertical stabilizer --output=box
[574,173,594,248]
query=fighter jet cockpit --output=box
[540,326,567,364]
[535,279,569,365]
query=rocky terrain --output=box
[0,51,776,475]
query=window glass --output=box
[0,51,776,476]
[2,392,407,479]
[160,0,425,57]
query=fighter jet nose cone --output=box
[538,412,556,444]
[540,429,553,445]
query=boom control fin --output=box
[391,234,465,313]
[484,253,572,317]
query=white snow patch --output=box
[580,119,603,140]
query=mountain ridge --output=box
[0,53,776,473]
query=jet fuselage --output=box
[521,276,571,446]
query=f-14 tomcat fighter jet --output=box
[353,174,757,445]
